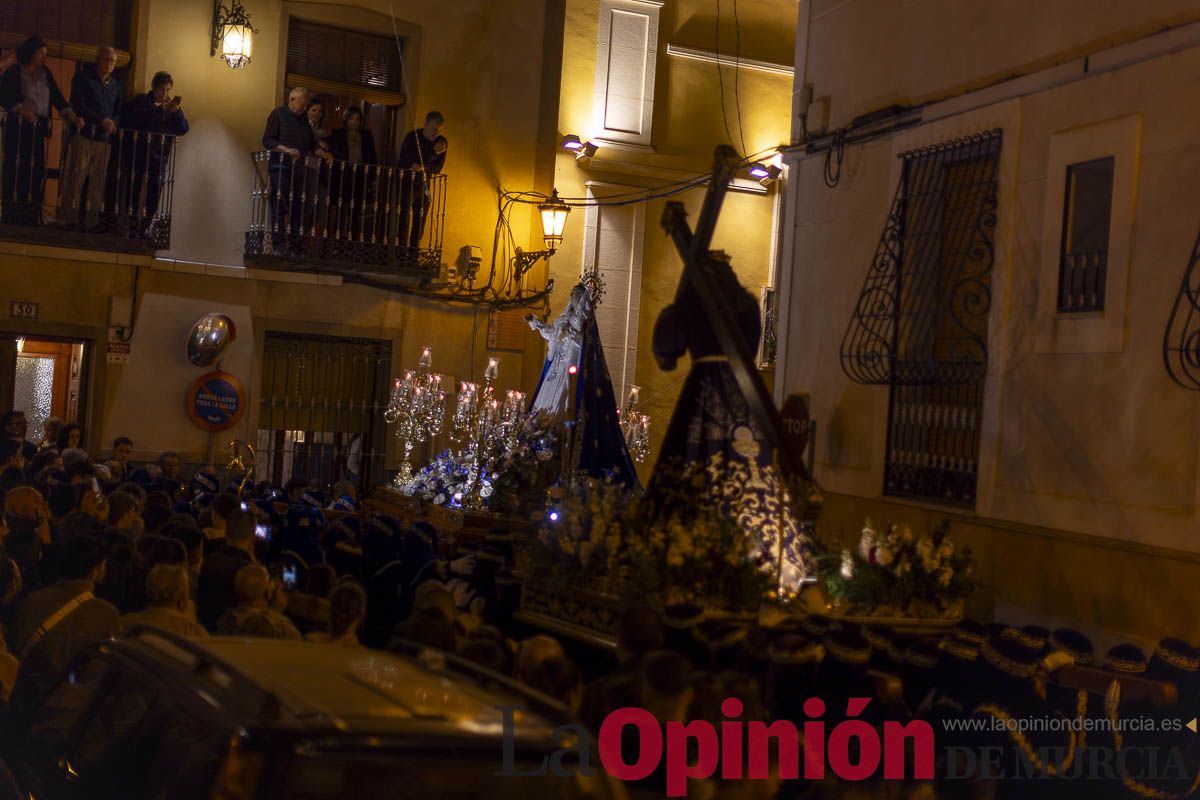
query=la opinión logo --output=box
[497,697,935,796]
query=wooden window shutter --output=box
[286,19,403,95]
[0,0,132,52]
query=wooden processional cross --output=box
[658,145,822,523]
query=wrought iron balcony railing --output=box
[244,151,446,280]
[0,113,176,253]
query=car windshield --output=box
[275,748,617,800]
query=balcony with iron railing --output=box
[244,151,446,284]
[0,114,176,254]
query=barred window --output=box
[841,131,1002,508]
[1057,156,1114,313]
[256,332,393,493]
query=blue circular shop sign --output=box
[187,371,246,432]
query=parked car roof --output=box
[117,628,565,743]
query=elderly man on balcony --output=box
[0,36,81,225]
[58,46,122,228]
[261,86,331,249]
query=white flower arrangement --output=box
[818,519,973,618]
[398,412,558,512]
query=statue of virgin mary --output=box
[526,283,592,416]
[527,282,640,488]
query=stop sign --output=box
[779,392,810,467]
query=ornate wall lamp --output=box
[211,0,257,69]
[513,190,572,279]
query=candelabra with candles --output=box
[450,357,527,510]
[618,384,651,463]
[384,346,447,486]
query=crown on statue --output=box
[581,267,606,308]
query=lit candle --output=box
[419,346,432,369]
[485,357,499,381]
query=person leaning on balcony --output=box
[120,70,188,228]
[393,110,447,252]
[261,87,332,242]
[0,36,82,225]
[58,46,122,228]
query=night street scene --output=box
[0,0,1197,797]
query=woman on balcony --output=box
[325,107,377,242]
[0,36,82,225]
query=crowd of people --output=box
[0,402,1197,798]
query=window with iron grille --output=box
[1057,156,1114,313]
[882,137,999,508]
[841,131,1001,508]
[758,286,778,369]
[256,332,392,494]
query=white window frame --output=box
[1035,114,1141,355]
[591,0,662,147]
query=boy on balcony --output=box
[120,70,189,238]
[58,46,122,228]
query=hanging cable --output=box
[387,0,423,167]
[731,0,747,157]
[823,129,846,188]
[714,0,737,153]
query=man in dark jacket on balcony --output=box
[0,36,81,225]
[260,87,331,247]
[59,46,122,227]
[394,110,447,254]
[120,70,189,236]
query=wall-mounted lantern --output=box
[211,0,256,69]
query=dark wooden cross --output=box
[659,145,822,522]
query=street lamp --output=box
[514,189,572,279]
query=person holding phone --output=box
[120,71,189,232]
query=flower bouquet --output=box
[397,412,559,514]
[817,519,972,621]
[529,473,774,613]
